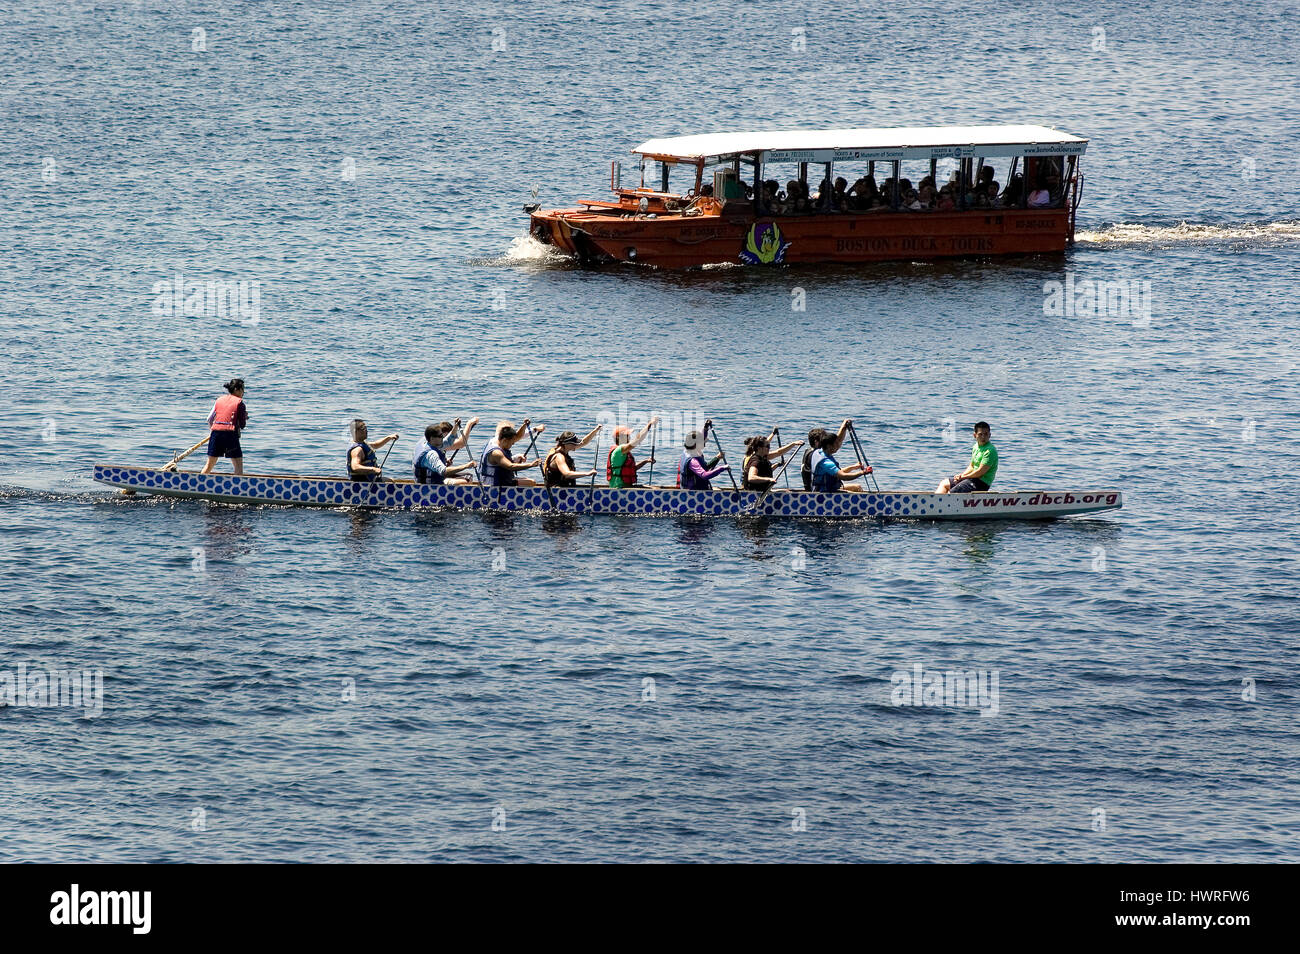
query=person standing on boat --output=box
[543,429,601,487]
[348,419,399,482]
[413,419,480,485]
[607,417,658,489]
[741,432,803,491]
[937,422,998,493]
[676,424,729,490]
[480,420,546,487]
[200,378,248,475]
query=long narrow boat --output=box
[529,125,1088,268]
[93,466,1121,520]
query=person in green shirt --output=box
[937,421,998,493]
[607,416,659,488]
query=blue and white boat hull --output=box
[93,466,1122,520]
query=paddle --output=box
[846,423,880,491]
[377,434,399,477]
[706,419,738,490]
[163,436,210,472]
[528,422,555,510]
[587,432,602,511]
[646,420,657,488]
[447,418,466,462]
[773,426,792,489]
[521,419,541,461]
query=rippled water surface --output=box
[2,0,1299,862]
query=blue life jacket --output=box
[677,451,711,490]
[810,450,842,492]
[480,443,516,487]
[414,442,448,484]
[348,442,378,481]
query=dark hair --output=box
[807,427,829,449]
[425,421,454,443]
[224,378,244,393]
[499,425,519,442]
[743,435,770,453]
[974,421,991,432]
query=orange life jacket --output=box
[607,446,637,488]
[210,394,243,432]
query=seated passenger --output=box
[347,419,399,482]
[479,420,545,487]
[801,427,830,490]
[916,176,937,209]
[607,417,658,488]
[809,427,870,493]
[984,180,1001,208]
[543,429,600,487]
[1027,177,1051,207]
[1002,174,1024,207]
[414,418,480,485]
[832,177,849,210]
[936,185,957,210]
[937,421,998,493]
[850,175,879,210]
[676,426,729,490]
[741,432,803,490]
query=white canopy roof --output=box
[634,125,1087,163]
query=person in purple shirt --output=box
[676,423,730,489]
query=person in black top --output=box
[543,430,599,487]
[741,432,805,491]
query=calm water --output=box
[2,0,1298,862]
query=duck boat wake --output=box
[93,466,1122,520]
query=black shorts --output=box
[207,430,243,459]
[949,476,989,493]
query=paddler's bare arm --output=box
[350,446,382,476]
[627,416,659,451]
[450,417,480,452]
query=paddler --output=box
[347,419,399,482]
[200,378,248,475]
[741,431,804,491]
[676,423,730,490]
[413,418,480,485]
[937,421,997,493]
[543,427,602,487]
[607,417,658,489]
[480,420,546,487]
[809,421,870,492]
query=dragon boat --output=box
[92,466,1122,520]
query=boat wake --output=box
[1076,220,1300,248]
[473,235,575,268]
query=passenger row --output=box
[754,165,1061,214]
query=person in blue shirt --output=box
[809,424,871,492]
[413,417,480,485]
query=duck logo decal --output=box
[740,222,790,264]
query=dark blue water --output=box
[2,0,1298,861]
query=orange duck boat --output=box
[528,125,1088,269]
